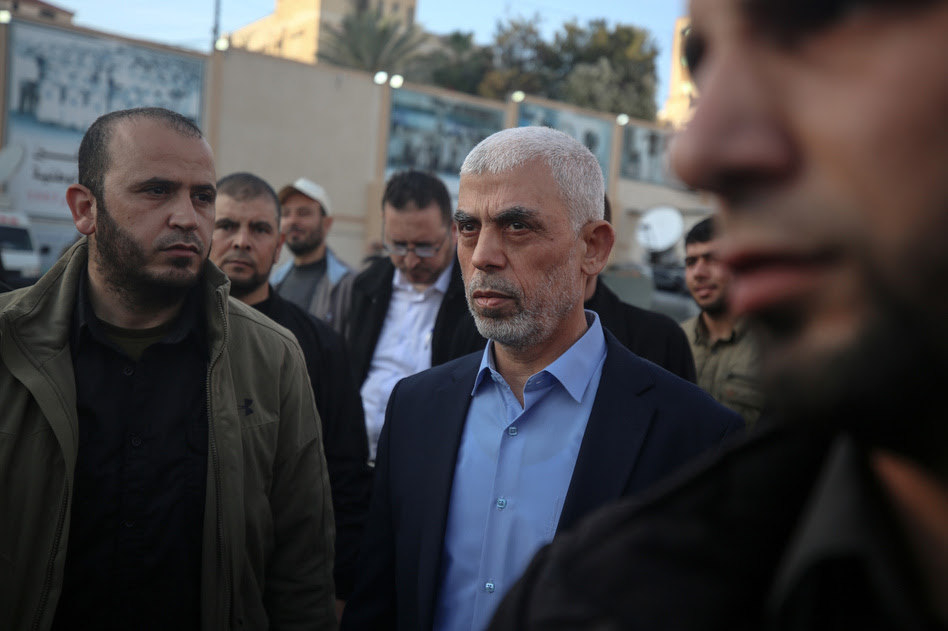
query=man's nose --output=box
[233,226,252,249]
[669,46,796,199]
[169,193,200,230]
[469,229,505,271]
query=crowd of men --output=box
[3,0,948,626]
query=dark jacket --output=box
[340,331,743,631]
[0,240,336,630]
[488,420,936,631]
[341,255,485,386]
[253,289,371,600]
[585,279,697,382]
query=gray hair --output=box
[460,126,605,232]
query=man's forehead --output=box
[217,195,279,225]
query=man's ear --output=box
[323,215,334,233]
[66,184,97,236]
[580,219,616,277]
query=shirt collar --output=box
[392,257,454,296]
[472,310,607,403]
[693,314,749,347]
[71,264,206,356]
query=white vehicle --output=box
[0,212,43,287]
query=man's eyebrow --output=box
[453,210,476,223]
[494,206,539,224]
[134,177,178,190]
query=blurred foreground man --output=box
[682,217,763,425]
[210,172,371,611]
[489,2,948,630]
[0,108,336,630]
[341,127,741,631]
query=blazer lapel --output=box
[558,333,657,532]
[416,354,480,629]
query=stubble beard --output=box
[760,251,948,478]
[466,256,580,351]
[92,197,206,309]
[286,225,325,257]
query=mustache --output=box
[155,231,204,251]
[466,274,521,299]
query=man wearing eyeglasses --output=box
[343,170,486,462]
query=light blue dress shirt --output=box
[432,311,608,631]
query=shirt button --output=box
[122,366,134,377]
[130,435,142,447]
[508,427,518,436]
[485,582,495,593]
[496,498,507,510]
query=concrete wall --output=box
[206,47,387,267]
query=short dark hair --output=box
[685,217,716,246]
[78,107,203,202]
[381,170,452,224]
[603,194,612,224]
[217,172,280,220]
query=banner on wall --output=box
[4,20,205,227]
[620,124,683,189]
[387,88,505,196]
[518,102,613,185]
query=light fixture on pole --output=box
[374,71,389,85]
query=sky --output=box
[59,0,688,108]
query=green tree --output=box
[408,31,493,95]
[476,15,557,100]
[318,9,429,74]
[552,20,658,120]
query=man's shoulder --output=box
[493,423,835,628]
[601,333,742,430]
[398,351,483,390]
[351,257,394,293]
[266,292,344,348]
[226,296,305,355]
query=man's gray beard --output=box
[466,260,579,351]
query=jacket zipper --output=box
[207,290,230,628]
[31,480,69,630]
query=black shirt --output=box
[53,271,208,631]
[254,288,371,600]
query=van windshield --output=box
[0,226,34,251]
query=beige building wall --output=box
[206,47,387,267]
[659,17,696,129]
[229,0,418,66]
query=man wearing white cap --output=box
[271,177,353,329]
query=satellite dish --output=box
[0,144,25,185]
[635,206,684,253]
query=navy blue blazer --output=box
[341,331,743,631]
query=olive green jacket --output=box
[682,315,765,427]
[0,240,336,630]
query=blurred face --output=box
[210,194,283,302]
[382,201,456,288]
[455,160,586,351]
[685,239,730,316]
[281,192,330,255]
[672,0,948,437]
[91,118,215,295]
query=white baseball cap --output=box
[278,177,332,215]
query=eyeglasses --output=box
[382,229,450,258]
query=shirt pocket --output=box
[722,370,765,413]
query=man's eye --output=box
[509,221,527,231]
[682,28,704,77]
[146,186,167,195]
[458,222,476,233]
